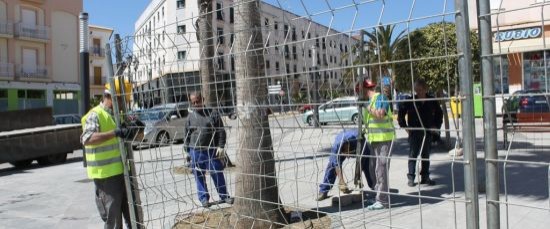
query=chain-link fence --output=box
[103,0,549,228]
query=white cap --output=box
[104,89,112,95]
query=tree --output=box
[341,25,406,91]
[196,0,216,106]
[393,22,481,144]
[232,1,286,228]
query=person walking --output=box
[81,89,131,229]
[316,130,375,201]
[398,79,443,187]
[184,92,233,207]
[360,79,395,210]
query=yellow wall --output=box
[51,11,78,83]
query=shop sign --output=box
[494,27,542,42]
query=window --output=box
[316,37,319,47]
[292,46,297,60]
[293,65,297,74]
[177,51,186,60]
[217,28,225,44]
[177,25,186,34]
[493,55,509,94]
[230,7,234,23]
[308,49,312,58]
[265,60,270,69]
[286,64,290,74]
[292,27,296,41]
[284,45,290,59]
[162,7,164,17]
[274,41,279,51]
[274,21,278,30]
[265,18,269,27]
[301,30,305,39]
[231,56,235,71]
[322,38,326,49]
[216,3,224,21]
[308,32,311,39]
[177,0,185,9]
[275,62,280,71]
[323,54,327,65]
[230,34,234,45]
[217,53,225,70]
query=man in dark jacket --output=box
[184,92,233,207]
[398,79,443,187]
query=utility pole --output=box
[79,12,90,117]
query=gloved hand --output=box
[114,127,129,138]
[339,183,352,194]
[216,147,227,159]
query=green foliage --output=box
[393,22,480,95]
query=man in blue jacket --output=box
[316,130,375,201]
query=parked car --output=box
[133,102,189,148]
[302,97,358,126]
[53,114,81,125]
[502,90,550,123]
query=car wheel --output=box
[156,131,170,147]
[307,116,315,126]
[10,159,33,168]
[352,114,359,124]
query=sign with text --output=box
[494,27,542,42]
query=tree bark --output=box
[232,1,286,228]
[197,0,216,106]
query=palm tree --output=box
[231,1,285,228]
[341,25,406,91]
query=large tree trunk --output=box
[197,0,216,106]
[232,1,286,228]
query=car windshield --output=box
[137,108,166,121]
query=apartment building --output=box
[132,0,358,107]
[0,0,82,114]
[89,25,113,100]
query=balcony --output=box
[0,21,13,38]
[14,23,49,41]
[16,65,48,79]
[0,63,14,78]
[90,46,105,57]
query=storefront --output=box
[493,25,550,94]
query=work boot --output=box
[316,192,328,201]
[420,178,436,186]
[407,175,415,187]
[201,200,210,208]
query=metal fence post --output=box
[455,0,480,228]
[477,0,500,228]
[106,43,140,229]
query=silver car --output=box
[133,102,189,148]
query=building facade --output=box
[132,0,358,108]
[88,25,113,100]
[469,0,550,95]
[0,0,81,115]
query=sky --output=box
[84,0,456,42]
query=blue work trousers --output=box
[190,148,229,203]
[319,155,374,194]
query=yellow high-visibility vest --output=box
[81,105,123,179]
[363,93,395,143]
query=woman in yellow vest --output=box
[360,79,395,210]
[81,89,131,229]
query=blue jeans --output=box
[190,148,229,203]
[319,152,374,194]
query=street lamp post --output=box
[79,12,90,117]
[311,45,320,127]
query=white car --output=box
[133,103,189,148]
[302,97,359,126]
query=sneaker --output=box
[316,192,329,201]
[420,178,436,186]
[224,197,234,204]
[366,201,386,210]
[407,179,415,187]
[201,200,210,208]
[364,198,376,205]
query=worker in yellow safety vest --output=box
[81,89,131,229]
[359,79,395,211]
